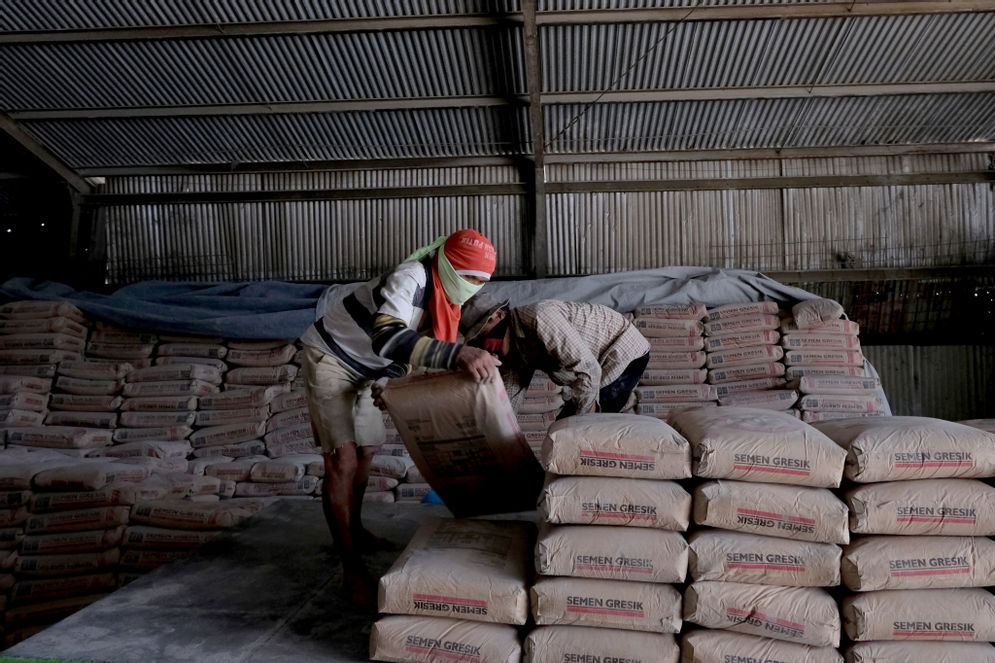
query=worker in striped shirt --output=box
[461,294,650,418]
[299,229,500,609]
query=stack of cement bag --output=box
[371,518,532,663]
[526,413,691,663]
[814,416,995,662]
[632,304,715,420]
[671,407,848,662]
[702,302,797,413]
[518,373,564,456]
[780,299,882,423]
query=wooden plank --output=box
[523,0,548,279]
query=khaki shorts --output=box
[299,346,386,453]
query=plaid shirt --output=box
[510,300,649,413]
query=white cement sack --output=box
[517,410,556,432]
[370,615,521,663]
[718,390,798,410]
[265,406,311,432]
[539,476,691,531]
[845,641,995,663]
[803,411,883,423]
[130,499,264,530]
[783,350,863,366]
[264,436,320,458]
[48,394,120,412]
[704,315,780,336]
[57,360,132,381]
[221,382,290,394]
[0,316,86,337]
[53,376,122,396]
[6,426,113,449]
[693,480,849,544]
[117,411,194,428]
[155,355,228,372]
[791,299,845,329]
[378,518,533,625]
[843,587,995,641]
[713,377,786,398]
[1,409,45,427]
[233,476,318,497]
[525,625,679,663]
[88,329,157,344]
[93,440,193,460]
[15,549,120,577]
[25,506,131,534]
[706,302,780,321]
[518,393,564,414]
[225,344,297,367]
[191,439,267,459]
[0,375,52,394]
[781,318,859,335]
[0,349,80,364]
[29,481,170,511]
[649,336,706,351]
[684,580,840,647]
[195,406,269,427]
[126,364,223,384]
[396,483,432,502]
[203,457,263,482]
[636,303,707,320]
[227,340,289,351]
[249,458,306,483]
[703,330,781,352]
[0,333,85,352]
[647,351,707,369]
[1,506,28,527]
[119,395,198,411]
[782,333,861,351]
[364,490,395,504]
[631,384,717,402]
[541,413,692,480]
[798,375,880,395]
[815,416,995,482]
[531,576,682,633]
[157,334,224,344]
[112,425,191,443]
[639,368,708,386]
[371,455,415,479]
[32,462,151,491]
[706,345,783,369]
[786,365,867,380]
[672,408,846,487]
[0,490,29,508]
[189,421,266,448]
[406,465,425,483]
[121,379,218,398]
[798,394,885,414]
[707,363,785,384]
[86,342,154,359]
[157,342,227,359]
[17,527,124,555]
[270,389,307,413]
[226,365,298,385]
[846,479,995,535]
[842,535,995,591]
[0,300,85,320]
[688,529,840,587]
[681,629,843,663]
[536,524,687,583]
[199,386,285,409]
[633,317,704,338]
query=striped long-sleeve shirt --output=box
[299,260,461,379]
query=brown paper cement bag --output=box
[378,518,533,625]
[845,641,995,663]
[814,416,995,482]
[693,480,850,544]
[671,407,846,488]
[681,629,843,663]
[842,535,995,591]
[525,624,679,663]
[539,475,691,531]
[688,529,840,587]
[684,580,840,647]
[370,615,520,663]
[381,371,544,517]
[846,479,995,535]
[842,587,995,641]
[530,576,682,633]
[541,413,692,480]
[536,524,687,583]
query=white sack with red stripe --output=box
[842,588,995,642]
[370,615,520,663]
[540,476,691,531]
[530,576,681,633]
[842,535,995,591]
[688,529,840,587]
[535,524,687,583]
[845,479,995,536]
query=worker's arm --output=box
[534,307,601,414]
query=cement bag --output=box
[121,379,218,398]
[649,336,706,351]
[226,365,298,385]
[635,303,707,320]
[782,318,859,335]
[270,389,307,413]
[234,476,318,497]
[15,549,120,577]
[6,426,113,450]
[198,386,285,409]
[704,315,780,336]
[704,330,781,352]
[636,402,717,419]
[718,390,799,411]
[631,384,716,402]
[688,530,841,587]
[706,345,783,369]
[633,318,703,337]
[791,298,845,329]
[395,483,432,502]
[118,411,195,428]
[798,394,886,414]
[815,416,995,482]
[531,576,682,633]
[370,615,520,663]
[55,376,122,396]
[671,407,846,488]
[713,377,786,398]
[693,481,849,544]
[189,421,266,449]
[786,365,866,380]
[49,394,121,411]
[842,535,995,591]
[378,518,533,625]
[130,499,264,530]
[782,333,861,351]
[845,641,995,663]
[2,409,44,427]
[706,302,780,321]
[541,413,691,480]
[0,392,49,411]
[157,342,227,359]
[365,490,395,504]
[195,406,269,427]
[707,363,785,384]
[842,587,995,641]
[381,371,544,517]
[25,507,131,534]
[684,581,840,647]
[119,395,198,411]
[32,462,151,491]
[539,476,691,531]
[19,527,124,555]
[846,479,995,535]
[803,411,881,423]
[783,350,864,366]
[225,344,296,367]
[798,375,880,395]
[127,364,222,384]
[681,629,843,663]
[113,425,192,443]
[371,455,415,479]
[10,573,117,604]
[525,625,679,663]
[638,369,708,386]
[535,524,688,583]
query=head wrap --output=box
[405,229,496,342]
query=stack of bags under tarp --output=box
[671,407,848,662]
[781,299,883,424]
[517,373,564,457]
[814,416,995,661]
[527,413,691,663]
[371,517,532,663]
[703,302,797,414]
[632,303,715,421]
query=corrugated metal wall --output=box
[864,345,995,420]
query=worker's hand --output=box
[370,378,389,411]
[456,345,501,383]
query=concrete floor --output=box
[2,500,536,663]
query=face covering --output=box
[437,246,484,305]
